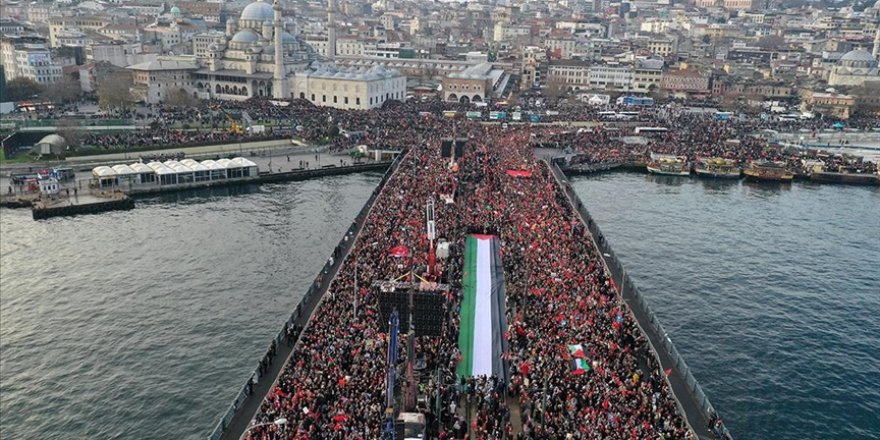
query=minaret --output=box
[327,0,337,60]
[273,0,289,99]
[873,25,880,62]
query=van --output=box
[397,412,426,440]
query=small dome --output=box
[170,6,181,14]
[840,49,875,63]
[240,0,274,22]
[231,29,260,43]
[281,31,296,43]
[38,134,66,147]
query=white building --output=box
[294,64,406,109]
[86,41,149,67]
[0,36,63,84]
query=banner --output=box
[457,235,507,379]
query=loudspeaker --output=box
[441,140,452,158]
[378,290,445,337]
[455,140,465,157]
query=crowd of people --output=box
[245,121,695,440]
[50,97,874,174]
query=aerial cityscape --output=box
[0,0,878,440]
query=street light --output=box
[240,418,287,440]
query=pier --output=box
[31,191,134,220]
[213,130,728,440]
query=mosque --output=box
[827,49,880,88]
[131,0,406,109]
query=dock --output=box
[1,161,393,220]
[30,191,134,220]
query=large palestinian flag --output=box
[457,235,508,379]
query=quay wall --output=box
[548,159,727,440]
[209,153,404,440]
[31,196,134,220]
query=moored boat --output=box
[694,157,741,179]
[646,153,690,176]
[743,161,794,182]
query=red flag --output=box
[389,245,409,257]
[664,368,673,376]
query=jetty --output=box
[213,131,729,440]
[30,191,134,220]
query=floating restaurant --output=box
[91,157,259,188]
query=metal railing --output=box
[546,159,728,440]
[207,151,405,440]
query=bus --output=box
[714,112,733,121]
[598,111,617,120]
[617,111,641,120]
[634,127,669,134]
[616,96,654,107]
[15,101,55,113]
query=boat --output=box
[694,157,741,179]
[810,166,880,186]
[743,161,794,182]
[646,153,690,176]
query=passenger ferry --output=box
[743,161,794,182]
[646,153,690,176]
[694,158,741,179]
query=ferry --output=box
[694,158,741,179]
[646,153,690,176]
[743,161,794,182]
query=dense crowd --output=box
[60,97,876,171]
[246,122,694,440]
[548,117,878,175]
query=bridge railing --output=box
[207,151,404,440]
[546,159,727,439]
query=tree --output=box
[6,77,45,102]
[544,80,567,103]
[164,87,200,107]
[56,118,83,150]
[96,73,134,110]
[41,75,81,103]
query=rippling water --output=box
[0,174,381,440]
[571,174,880,440]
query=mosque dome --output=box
[838,50,877,68]
[170,6,181,15]
[240,0,274,22]
[231,29,261,44]
[281,31,296,43]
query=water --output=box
[0,173,381,440]
[570,173,880,440]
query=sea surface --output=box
[570,173,880,440]
[0,173,381,440]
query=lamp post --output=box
[239,418,287,440]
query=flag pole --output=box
[353,265,358,317]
